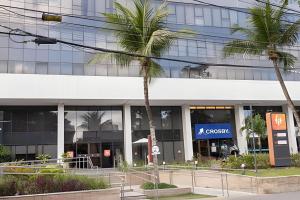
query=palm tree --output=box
[79,111,111,131]
[92,0,184,182]
[241,114,267,153]
[223,0,300,128]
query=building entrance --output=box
[66,142,123,168]
[190,106,237,159]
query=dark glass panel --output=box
[161,109,172,129]
[12,111,27,132]
[112,110,123,130]
[28,111,44,132]
[99,110,113,131]
[44,111,57,131]
[64,111,76,131]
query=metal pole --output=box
[220,173,224,196]
[155,177,159,200]
[225,173,229,197]
[191,170,195,193]
[250,105,258,173]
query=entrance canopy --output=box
[133,138,148,144]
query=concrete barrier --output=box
[0,188,120,200]
[143,187,191,198]
[159,170,300,194]
[256,176,300,194]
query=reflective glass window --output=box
[185,5,195,25]
[176,5,185,24]
[204,7,212,26]
[195,7,204,25]
[0,61,7,73]
[36,62,48,74]
[8,61,23,73]
[48,63,61,75]
[23,62,35,74]
[212,8,221,27]
[61,63,73,75]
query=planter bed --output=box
[143,187,191,198]
[0,188,120,200]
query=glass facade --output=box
[190,106,236,158]
[243,106,282,152]
[64,106,123,168]
[0,0,300,80]
[131,106,184,164]
[0,106,57,160]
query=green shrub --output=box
[4,166,36,174]
[291,154,300,167]
[36,154,51,164]
[141,182,177,190]
[0,176,17,196]
[256,154,270,169]
[39,168,64,174]
[223,154,270,169]
[0,174,108,196]
[0,146,11,163]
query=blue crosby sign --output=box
[195,123,233,140]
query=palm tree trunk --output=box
[272,60,300,129]
[143,62,160,184]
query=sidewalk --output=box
[179,185,254,199]
[124,185,254,200]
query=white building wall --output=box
[57,104,64,160]
[283,105,298,154]
[234,105,248,154]
[123,104,133,165]
[182,105,194,161]
[0,74,300,105]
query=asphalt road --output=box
[227,191,300,200]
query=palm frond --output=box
[230,24,255,37]
[148,59,164,81]
[223,40,264,57]
[276,51,296,70]
[143,29,174,56]
[278,19,300,46]
[89,52,134,67]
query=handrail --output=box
[0,156,88,166]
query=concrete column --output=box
[57,104,64,160]
[123,104,133,165]
[234,105,248,154]
[182,105,193,161]
[282,105,298,154]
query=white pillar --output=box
[123,104,133,165]
[234,105,248,154]
[182,105,193,161]
[57,104,64,159]
[282,105,298,154]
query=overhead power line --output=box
[192,0,298,24]
[1,28,300,70]
[2,5,300,51]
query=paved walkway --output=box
[181,185,254,199]
[123,185,254,200]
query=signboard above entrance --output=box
[195,123,233,140]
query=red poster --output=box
[66,151,74,158]
[104,149,111,157]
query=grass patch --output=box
[141,182,177,190]
[229,167,300,177]
[150,193,214,200]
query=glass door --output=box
[89,143,101,167]
[101,143,113,168]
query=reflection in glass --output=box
[131,106,184,164]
